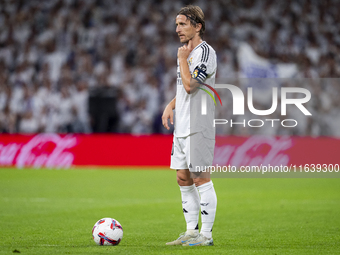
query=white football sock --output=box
[179,184,200,232]
[197,181,217,239]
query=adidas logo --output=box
[201,210,209,215]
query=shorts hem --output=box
[170,165,189,170]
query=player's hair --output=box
[177,5,205,37]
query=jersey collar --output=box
[192,41,206,52]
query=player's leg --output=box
[194,172,217,241]
[167,138,200,245]
[183,133,217,246]
[177,169,200,234]
[166,171,200,246]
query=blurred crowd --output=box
[0,0,339,136]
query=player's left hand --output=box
[178,40,193,60]
[162,104,174,130]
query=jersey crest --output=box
[188,57,193,66]
[192,69,198,78]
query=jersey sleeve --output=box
[191,44,216,83]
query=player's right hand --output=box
[162,105,174,130]
[177,40,194,60]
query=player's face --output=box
[176,15,196,43]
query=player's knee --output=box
[193,178,210,187]
[193,178,201,187]
[176,174,193,186]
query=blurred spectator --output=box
[72,80,91,133]
[0,0,339,137]
[18,110,39,133]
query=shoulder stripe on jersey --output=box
[200,47,204,62]
[200,43,207,63]
[205,44,209,62]
[200,43,209,63]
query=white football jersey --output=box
[175,41,217,139]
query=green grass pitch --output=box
[0,168,339,254]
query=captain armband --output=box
[191,64,208,83]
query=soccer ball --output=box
[92,218,123,246]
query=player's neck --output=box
[190,36,203,49]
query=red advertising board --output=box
[0,134,339,168]
[214,136,340,167]
[0,134,172,168]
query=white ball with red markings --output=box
[92,218,123,246]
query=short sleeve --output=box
[191,43,216,83]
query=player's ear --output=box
[196,23,202,34]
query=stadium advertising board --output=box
[0,134,339,169]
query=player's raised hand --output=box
[187,39,193,51]
[178,39,193,60]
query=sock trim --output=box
[197,180,213,192]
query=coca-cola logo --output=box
[0,134,77,168]
[213,136,293,167]
[0,143,21,165]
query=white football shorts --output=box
[170,132,215,172]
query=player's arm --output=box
[178,56,191,93]
[162,97,176,130]
[177,40,208,94]
[178,40,201,94]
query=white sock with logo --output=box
[179,184,200,233]
[197,181,217,239]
